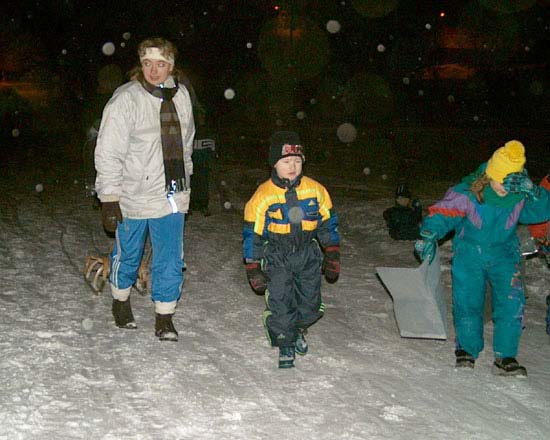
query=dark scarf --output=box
[141,78,186,192]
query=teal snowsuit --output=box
[421,164,550,359]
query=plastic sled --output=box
[376,247,448,340]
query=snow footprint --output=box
[380,405,416,422]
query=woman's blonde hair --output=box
[470,174,491,203]
[128,37,183,82]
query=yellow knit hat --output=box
[485,140,526,183]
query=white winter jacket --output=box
[95,78,195,219]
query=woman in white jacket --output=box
[95,37,195,341]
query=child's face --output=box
[490,179,508,197]
[274,156,303,180]
[396,196,410,207]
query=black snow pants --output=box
[262,240,324,347]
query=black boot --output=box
[279,346,295,368]
[112,298,137,329]
[493,357,527,377]
[155,313,178,342]
[455,349,474,368]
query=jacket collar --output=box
[271,169,302,190]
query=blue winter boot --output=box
[279,346,295,369]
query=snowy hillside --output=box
[1,160,549,440]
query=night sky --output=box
[1,0,549,173]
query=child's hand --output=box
[414,230,437,263]
[322,245,340,284]
[503,170,540,201]
[245,262,269,294]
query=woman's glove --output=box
[322,245,341,284]
[414,230,437,263]
[101,201,123,233]
[245,262,269,294]
[503,170,540,201]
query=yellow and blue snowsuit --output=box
[243,171,340,347]
[422,164,550,359]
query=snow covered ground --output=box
[1,159,550,440]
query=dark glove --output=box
[414,230,437,263]
[503,170,540,201]
[101,201,123,233]
[322,245,340,284]
[245,262,269,295]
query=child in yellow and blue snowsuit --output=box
[415,140,550,376]
[243,131,340,369]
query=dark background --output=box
[1,0,549,182]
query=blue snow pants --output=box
[262,240,325,347]
[451,240,525,359]
[110,213,185,303]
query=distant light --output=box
[439,12,445,18]
[246,42,253,49]
[274,5,280,10]
[425,23,432,30]
[377,44,386,52]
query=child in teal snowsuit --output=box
[415,140,550,376]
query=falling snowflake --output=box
[102,42,115,56]
[224,89,235,100]
[326,20,341,34]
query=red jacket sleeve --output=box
[527,175,550,239]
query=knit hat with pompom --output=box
[485,140,526,183]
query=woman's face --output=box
[490,179,508,197]
[274,156,303,181]
[141,59,173,86]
